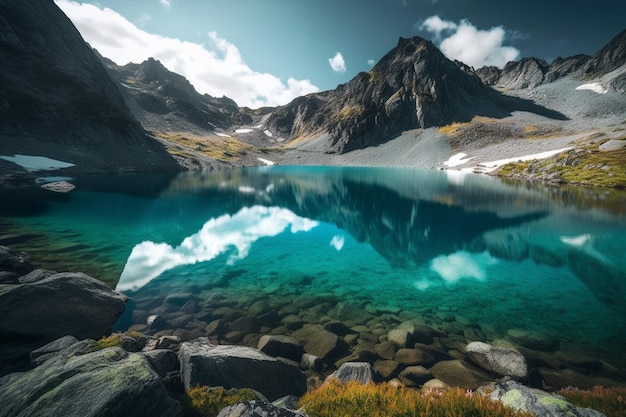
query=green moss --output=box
[538,395,570,408]
[94,334,124,350]
[500,389,524,409]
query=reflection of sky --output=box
[116,206,318,292]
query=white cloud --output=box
[367,59,376,66]
[54,0,319,107]
[420,15,520,68]
[159,0,171,10]
[328,52,347,73]
[116,206,319,291]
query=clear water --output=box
[2,166,625,374]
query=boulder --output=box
[303,330,350,363]
[465,341,528,379]
[394,348,434,366]
[300,353,322,372]
[428,360,492,390]
[398,366,432,387]
[29,335,79,363]
[507,329,560,351]
[179,339,306,401]
[325,362,380,384]
[0,344,181,417]
[489,379,605,417]
[387,328,413,347]
[217,400,308,417]
[374,341,397,360]
[0,272,127,341]
[258,335,304,362]
[374,360,402,379]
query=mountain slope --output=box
[266,37,564,154]
[0,0,180,174]
[102,57,252,134]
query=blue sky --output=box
[56,0,625,108]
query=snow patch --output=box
[576,82,607,94]
[215,132,231,138]
[463,147,572,173]
[444,152,474,167]
[257,157,276,166]
[264,130,273,137]
[235,129,253,134]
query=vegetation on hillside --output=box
[558,386,626,417]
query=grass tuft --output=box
[181,386,259,417]
[558,386,626,417]
[298,380,534,417]
[94,333,124,350]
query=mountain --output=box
[0,0,180,175]
[476,29,626,93]
[101,56,252,134]
[265,37,566,154]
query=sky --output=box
[55,0,626,108]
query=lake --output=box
[2,166,625,383]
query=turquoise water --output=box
[2,167,625,373]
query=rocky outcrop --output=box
[0,341,182,417]
[465,341,528,379]
[179,339,307,401]
[0,0,180,173]
[489,379,606,417]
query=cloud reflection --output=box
[117,206,318,292]
[430,250,497,283]
[330,235,345,251]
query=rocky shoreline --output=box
[1,244,625,416]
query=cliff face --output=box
[0,0,180,173]
[266,37,505,153]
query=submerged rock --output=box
[179,338,306,401]
[0,343,181,417]
[216,400,308,417]
[489,379,606,417]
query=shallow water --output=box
[2,166,625,374]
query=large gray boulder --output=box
[217,400,308,417]
[489,379,606,417]
[0,272,127,341]
[0,343,181,417]
[465,341,528,379]
[179,339,307,401]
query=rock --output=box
[40,181,75,193]
[539,367,622,390]
[30,335,79,363]
[489,379,605,417]
[18,268,56,283]
[258,335,304,362]
[216,400,308,417]
[0,272,127,341]
[179,339,307,401]
[428,360,492,390]
[374,360,402,379]
[326,362,380,384]
[422,378,450,391]
[300,353,323,372]
[143,349,180,378]
[303,330,350,363]
[398,366,432,387]
[412,325,441,344]
[281,314,304,330]
[394,348,434,366]
[465,341,528,379]
[143,335,181,351]
[228,315,261,334]
[507,329,560,351]
[387,329,413,347]
[272,395,299,410]
[0,345,181,417]
[599,139,626,151]
[374,341,397,360]
[147,314,170,331]
[323,321,356,336]
[0,246,33,275]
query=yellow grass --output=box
[155,131,254,161]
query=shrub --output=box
[94,333,124,350]
[558,386,626,417]
[181,386,259,417]
[298,380,534,417]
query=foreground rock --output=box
[490,379,606,417]
[217,401,308,417]
[326,362,380,384]
[465,341,528,379]
[0,340,181,417]
[179,338,307,401]
[0,271,127,340]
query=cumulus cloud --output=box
[55,0,319,107]
[420,15,520,68]
[367,59,376,66]
[328,52,347,73]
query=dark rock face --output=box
[583,28,626,77]
[103,57,251,132]
[178,339,307,401]
[0,0,180,173]
[0,343,182,417]
[266,36,504,153]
